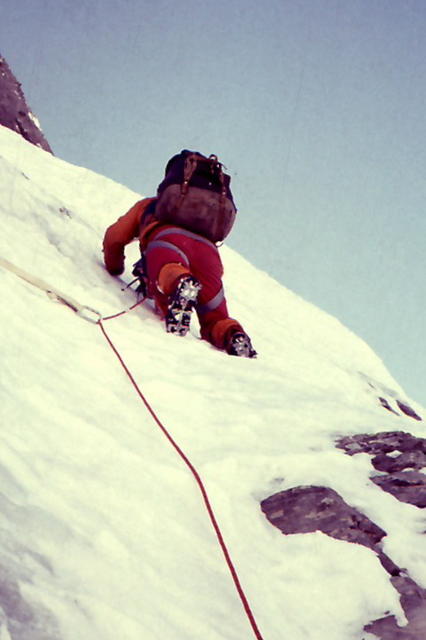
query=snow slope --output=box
[0,125,425,640]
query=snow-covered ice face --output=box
[0,125,424,640]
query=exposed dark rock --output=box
[261,484,426,638]
[365,576,426,639]
[337,432,426,458]
[397,402,423,422]
[377,397,423,421]
[333,432,426,636]
[396,577,426,627]
[337,432,426,497]
[260,485,386,550]
[377,552,402,577]
[372,451,426,474]
[371,472,426,509]
[380,397,401,416]
[360,373,422,421]
[0,55,52,153]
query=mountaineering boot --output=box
[165,275,202,336]
[226,331,257,358]
[131,257,147,296]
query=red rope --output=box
[97,307,264,640]
[102,298,145,321]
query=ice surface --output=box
[0,125,424,639]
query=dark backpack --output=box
[155,150,237,243]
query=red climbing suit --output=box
[103,197,244,349]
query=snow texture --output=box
[0,124,425,639]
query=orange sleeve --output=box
[103,198,154,275]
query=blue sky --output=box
[2,0,425,405]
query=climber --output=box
[103,150,256,357]
[102,195,256,357]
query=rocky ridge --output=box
[0,55,52,153]
[261,390,425,639]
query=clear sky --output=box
[2,0,425,406]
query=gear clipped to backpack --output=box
[155,150,237,243]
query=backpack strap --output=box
[181,153,200,195]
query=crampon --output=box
[165,276,202,336]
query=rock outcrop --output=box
[337,431,426,508]
[0,55,52,153]
[261,430,426,638]
[261,485,387,550]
